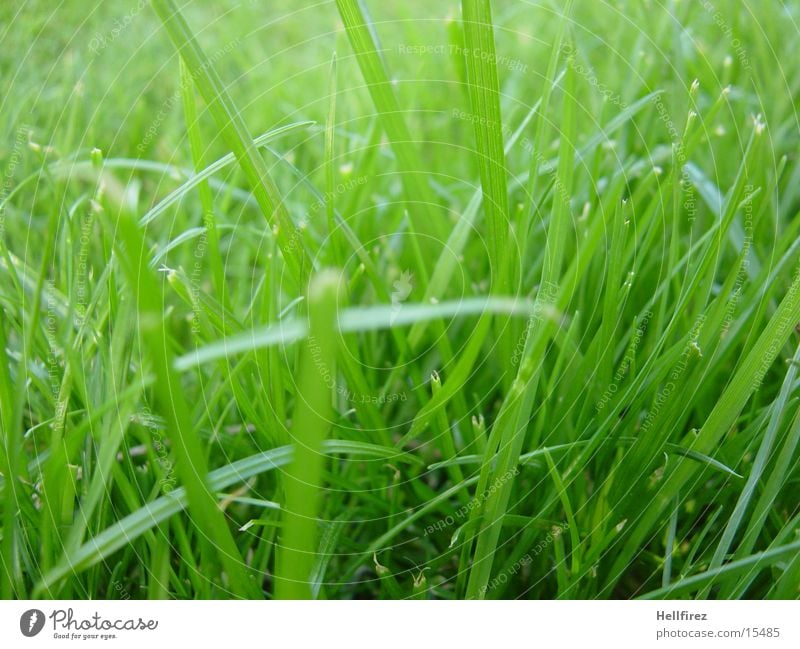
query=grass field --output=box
[1,0,799,600]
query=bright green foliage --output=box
[0,0,799,600]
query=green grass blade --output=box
[460,0,510,293]
[639,539,800,599]
[138,122,314,227]
[178,57,226,300]
[334,0,446,263]
[149,0,305,283]
[606,259,800,593]
[174,296,538,371]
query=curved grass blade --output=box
[97,207,259,597]
[429,439,742,479]
[464,47,577,600]
[605,259,800,594]
[702,340,800,594]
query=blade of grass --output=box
[638,539,800,599]
[465,48,577,599]
[174,295,538,371]
[460,0,510,293]
[274,270,341,599]
[178,57,226,300]
[138,122,314,228]
[543,449,581,583]
[324,53,343,266]
[334,0,446,265]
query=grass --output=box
[0,0,799,600]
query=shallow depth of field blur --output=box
[1,0,800,599]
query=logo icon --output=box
[20,609,45,637]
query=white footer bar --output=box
[2,600,797,648]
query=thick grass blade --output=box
[460,0,510,293]
[464,48,577,600]
[274,270,341,599]
[0,309,23,597]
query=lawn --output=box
[1,0,799,599]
